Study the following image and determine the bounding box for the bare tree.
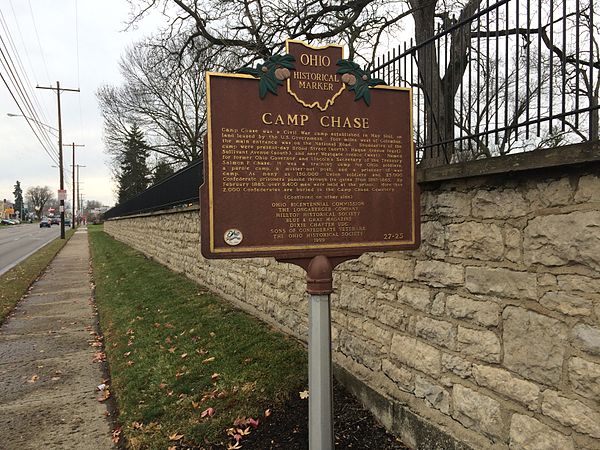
[25,186,53,219]
[97,36,226,168]
[126,0,407,66]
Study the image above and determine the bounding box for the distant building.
[2,199,14,219]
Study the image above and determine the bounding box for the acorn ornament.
[341,73,357,86]
[275,67,291,80]
[336,58,387,105]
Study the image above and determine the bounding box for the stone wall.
[105,154,600,450]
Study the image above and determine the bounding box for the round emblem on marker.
[224,229,243,246]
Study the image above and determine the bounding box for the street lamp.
[6,113,59,134]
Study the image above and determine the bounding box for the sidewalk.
[0,227,113,450]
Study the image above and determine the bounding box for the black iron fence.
[104,160,203,219]
[372,0,599,166]
[107,0,597,217]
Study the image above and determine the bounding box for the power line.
[2,5,53,126]
[26,0,51,83]
[0,39,59,161]
[0,8,60,163]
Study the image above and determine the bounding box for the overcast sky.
[0,0,162,208]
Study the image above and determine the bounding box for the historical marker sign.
[201,40,420,260]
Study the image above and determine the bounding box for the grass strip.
[88,225,308,449]
[0,227,75,324]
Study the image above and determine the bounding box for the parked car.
[1,219,16,225]
[50,217,60,225]
[39,218,51,228]
[64,218,72,226]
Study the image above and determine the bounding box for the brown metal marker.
[200,40,420,450]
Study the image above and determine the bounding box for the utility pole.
[74,165,86,224]
[65,143,85,228]
[37,81,80,239]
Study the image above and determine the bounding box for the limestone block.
[537,273,557,288]
[541,390,600,438]
[574,175,600,203]
[376,303,411,331]
[442,354,472,378]
[340,333,382,371]
[420,221,445,259]
[571,324,600,356]
[429,191,472,217]
[509,414,574,450]
[539,292,592,316]
[472,189,528,219]
[445,294,501,327]
[537,178,573,207]
[397,285,432,312]
[557,274,600,294]
[457,327,501,363]
[338,282,374,315]
[372,256,415,282]
[524,211,600,271]
[465,266,537,299]
[415,317,456,349]
[503,307,567,386]
[431,292,446,316]
[472,364,540,410]
[414,375,450,414]
[453,384,507,439]
[362,320,393,347]
[381,358,414,393]
[447,221,504,261]
[390,334,441,377]
[505,226,522,263]
[415,260,464,288]
[568,357,600,402]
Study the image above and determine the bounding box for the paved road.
[0,223,62,275]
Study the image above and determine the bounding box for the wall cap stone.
[417,141,600,184]
[106,204,200,221]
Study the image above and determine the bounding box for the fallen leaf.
[168,347,176,354]
[180,353,188,359]
[227,442,242,450]
[51,376,61,381]
[202,357,215,363]
[239,426,252,435]
[27,374,39,383]
[124,351,131,357]
[126,360,134,366]
[98,389,111,402]
[168,447,177,450]
[112,427,121,444]
[131,421,144,430]
[248,418,259,428]
[299,390,309,399]
[191,400,201,409]
[168,433,184,441]
[201,407,215,418]
[264,409,272,417]
[159,383,167,389]
[209,332,216,337]
[211,373,220,382]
